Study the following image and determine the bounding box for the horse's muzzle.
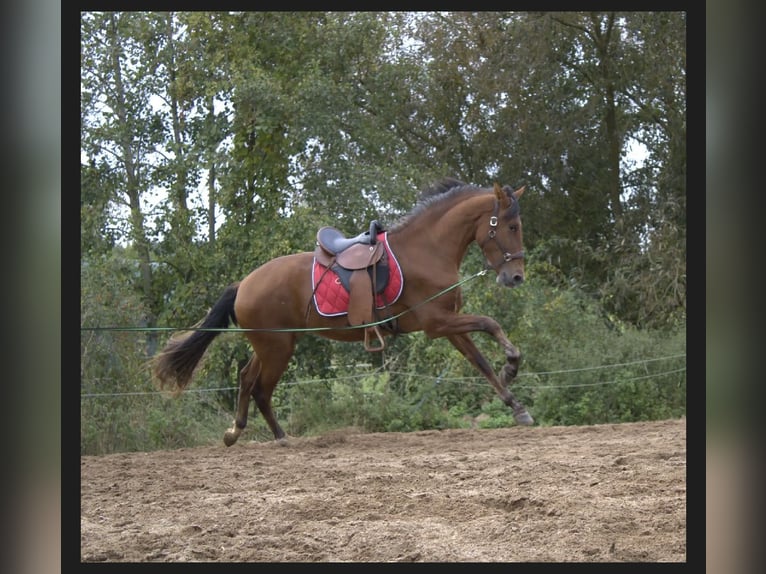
[496,270,524,288]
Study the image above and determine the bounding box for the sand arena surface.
[80,418,686,562]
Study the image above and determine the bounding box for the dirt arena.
[80,418,686,562]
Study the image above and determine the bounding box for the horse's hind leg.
[222,336,295,446]
[223,354,261,447]
[249,338,295,442]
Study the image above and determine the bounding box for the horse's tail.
[151,282,240,394]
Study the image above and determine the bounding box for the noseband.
[481,198,525,269]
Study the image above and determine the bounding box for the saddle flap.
[336,242,384,270]
[347,270,373,326]
[314,244,334,268]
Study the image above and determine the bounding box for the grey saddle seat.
[317,220,384,255]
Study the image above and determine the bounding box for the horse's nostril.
[498,272,524,287]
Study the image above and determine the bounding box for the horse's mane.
[418,177,470,200]
[388,177,480,231]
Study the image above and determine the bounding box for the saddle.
[314,220,390,351]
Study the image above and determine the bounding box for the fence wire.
[81,353,686,398]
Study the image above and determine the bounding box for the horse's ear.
[494,182,511,208]
[512,186,525,200]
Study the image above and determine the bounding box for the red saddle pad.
[312,232,403,316]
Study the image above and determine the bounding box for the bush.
[81,254,685,453]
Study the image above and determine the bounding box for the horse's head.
[479,183,526,288]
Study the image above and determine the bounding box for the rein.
[85,269,489,334]
[86,193,524,336]
[479,199,524,270]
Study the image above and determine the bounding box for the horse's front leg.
[446,333,533,425]
[424,313,533,425]
[427,313,521,376]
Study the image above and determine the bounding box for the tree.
[81,12,166,353]
[81,11,686,423]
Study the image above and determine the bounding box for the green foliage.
[502,268,687,426]
[476,399,518,429]
[283,370,466,435]
[81,394,229,455]
[81,252,685,453]
[80,251,236,454]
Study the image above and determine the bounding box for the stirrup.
[364,325,386,352]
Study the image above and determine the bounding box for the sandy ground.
[80,418,686,563]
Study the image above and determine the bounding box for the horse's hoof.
[223,430,239,447]
[513,409,534,426]
[275,436,289,447]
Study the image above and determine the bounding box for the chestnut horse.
[152,177,533,446]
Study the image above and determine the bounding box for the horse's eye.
[509,224,518,232]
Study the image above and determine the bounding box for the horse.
[151,177,534,446]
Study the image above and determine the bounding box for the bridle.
[479,198,525,270]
